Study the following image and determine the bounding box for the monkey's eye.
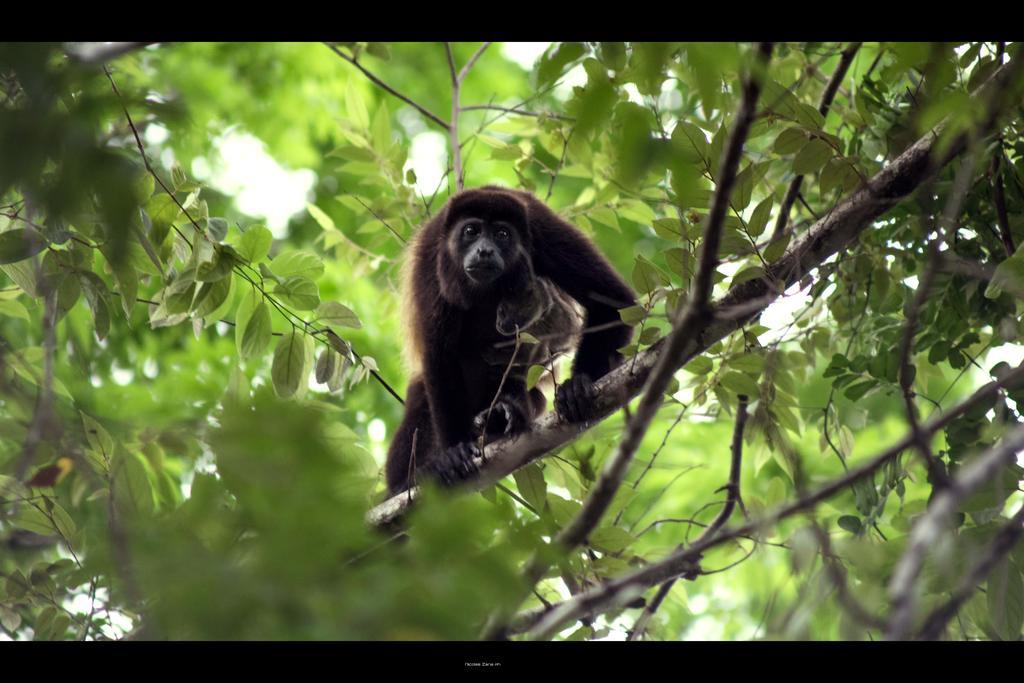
[496,228,510,241]
[463,223,481,238]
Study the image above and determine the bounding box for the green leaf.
[345,79,370,130]
[988,559,1024,640]
[207,217,229,241]
[837,515,863,534]
[241,301,272,359]
[113,450,156,515]
[773,127,807,155]
[0,299,30,321]
[631,255,664,295]
[513,464,547,511]
[589,526,635,553]
[683,355,713,374]
[372,101,392,151]
[272,331,309,398]
[731,165,755,211]
[316,301,362,329]
[315,348,338,384]
[792,139,833,175]
[747,197,773,237]
[537,42,587,90]
[0,228,47,264]
[194,274,234,320]
[764,233,791,263]
[238,225,273,263]
[526,364,546,390]
[665,248,692,279]
[844,380,877,402]
[10,505,56,536]
[274,276,320,310]
[234,287,259,356]
[78,272,111,341]
[306,203,336,232]
[671,121,709,163]
[986,249,1024,300]
[719,371,759,397]
[365,42,391,60]
[619,305,646,326]
[271,250,324,280]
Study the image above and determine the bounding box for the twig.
[462,104,574,121]
[324,43,448,131]
[772,42,861,241]
[627,394,750,640]
[992,150,1015,256]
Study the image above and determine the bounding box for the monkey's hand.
[555,373,596,423]
[472,399,530,437]
[420,442,483,487]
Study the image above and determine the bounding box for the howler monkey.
[385,186,636,495]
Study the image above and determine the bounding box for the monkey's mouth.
[465,262,502,283]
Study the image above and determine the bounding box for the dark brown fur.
[385,186,636,495]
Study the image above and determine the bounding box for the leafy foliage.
[1,41,1023,642]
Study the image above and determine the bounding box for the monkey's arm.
[532,212,636,380]
[420,305,473,447]
[526,199,636,422]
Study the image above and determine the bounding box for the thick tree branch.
[771,42,861,241]
[64,42,156,65]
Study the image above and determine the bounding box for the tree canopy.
[1,41,1024,642]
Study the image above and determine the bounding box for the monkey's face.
[452,216,522,286]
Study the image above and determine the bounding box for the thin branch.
[627,394,750,640]
[992,150,1015,256]
[324,43,449,130]
[462,104,574,121]
[897,153,982,490]
[457,42,492,83]
[772,42,862,241]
